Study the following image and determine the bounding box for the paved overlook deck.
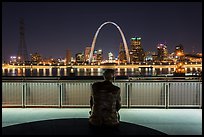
[2,108,202,135]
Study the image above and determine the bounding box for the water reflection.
[2,67,202,77]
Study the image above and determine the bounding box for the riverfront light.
[10,56,16,59]
[177,52,181,56]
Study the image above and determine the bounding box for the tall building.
[130,37,145,63]
[96,49,103,63]
[84,46,91,62]
[31,52,42,64]
[91,49,103,63]
[145,51,156,62]
[175,44,184,55]
[92,50,98,63]
[75,53,84,63]
[174,44,184,61]
[9,56,17,64]
[157,43,168,61]
[66,49,72,64]
[108,52,114,62]
[118,43,126,63]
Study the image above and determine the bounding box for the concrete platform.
[2,108,202,135]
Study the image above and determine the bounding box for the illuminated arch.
[88,21,130,64]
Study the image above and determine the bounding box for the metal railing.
[2,78,202,108]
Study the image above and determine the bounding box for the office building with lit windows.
[174,44,184,61]
[118,43,126,63]
[130,37,145,63]
[84,46,91,62]
[31,52,42,64]
[108,52,114,63]
[66,49,72,64]
[175,44,184,56]
[157,43,168,61]
[96,49,103,63]
[75,53,84,63]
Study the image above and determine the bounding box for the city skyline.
[2,2,202,62]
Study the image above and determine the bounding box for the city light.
[1,19,202,78]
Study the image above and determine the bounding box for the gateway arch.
[88,21,130,64]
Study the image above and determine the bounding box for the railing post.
[22,83,24,108]
[22,81,26,108]
[200,82,202,108]
[59,83,63,108]
[126,82,130,108]
[165,82,170,109]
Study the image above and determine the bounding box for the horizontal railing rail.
[2,78,202,108]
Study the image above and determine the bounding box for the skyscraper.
[90,49,103,63]
[145,51,156,62]
[75,52,84,63]
[157,43,168,61]
[31,52,42,64]
[130,37,145,63]
[118,43,126,63]
[84,46,91,62]
[66,49,71,64]
[108,52,114,62]
[174,44,184,61]
[175,44,184,55]
[96,49,103,63]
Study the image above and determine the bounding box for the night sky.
[2,2,202,62]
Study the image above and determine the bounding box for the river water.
[2,67,200,77]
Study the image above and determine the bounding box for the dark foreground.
[2,118,167,135]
